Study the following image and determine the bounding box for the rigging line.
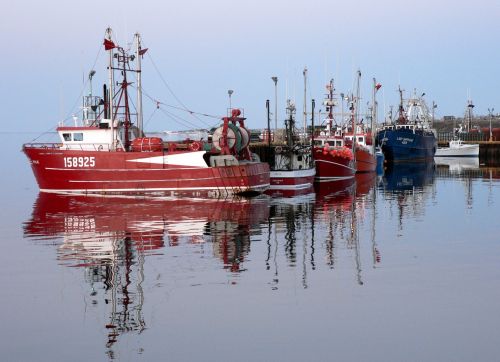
[161,107,208,131]
[62,44,103,123]
[30,126,58,143]
[143,107,158,129]
[143,49,206,124]
[138,87,218,129]
[157,100,221,120]
[156,102,203,130]
[157,106,206,130]
[150,94,205,129]
[136,84,220,121]
[128,94,173,132]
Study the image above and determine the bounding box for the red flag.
[103,38,116,50]
[139,48,148,56]
[375,83,382,91]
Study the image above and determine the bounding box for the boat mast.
[371,78,377,155]
[285,99,295,149]
[120,48,132,150]
[266,99,271,148]
[135,33,144,137]
[106,28,115,151]
[397,86,407,124]
[303,66,307,138]
[465,99,475,132]
[352,70,361,156]
[311,99,315,167]
[325,79,334,135]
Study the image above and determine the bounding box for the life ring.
[275,146,282,154]
[189,141,201,152]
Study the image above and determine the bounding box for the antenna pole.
[135,33,144,137]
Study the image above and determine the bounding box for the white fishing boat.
[435,139,479,157]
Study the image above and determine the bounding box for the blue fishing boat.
[376,89,437,163]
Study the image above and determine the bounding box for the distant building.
[443,116,456,121]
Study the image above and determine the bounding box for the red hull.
[23,146,270,196]
[355,147,377,172]
[267,167,315,197]
[355,172,377,196]
[269,168,315,189]
[313,147,355,182]
[266,186,315,198]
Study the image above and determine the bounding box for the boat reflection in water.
[380,162,435,232]
[23,175,384,354]
[23,193,269,357]
[265,173,379,289]
[382,162,435,192]
[316,173,379,285]
[435,156,479,175]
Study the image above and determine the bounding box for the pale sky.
[2,0,500,132]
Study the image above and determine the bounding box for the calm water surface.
[2,134,500,361]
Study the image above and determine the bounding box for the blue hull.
[377,128,437,163]
[383,162,435,191]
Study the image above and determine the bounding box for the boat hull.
[269,167,315,190]
[267,167,315,197]
[313,147,356,182]
[377,129,437,163]
[355,147,377,172]
[23,146,270,197]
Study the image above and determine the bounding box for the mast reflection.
[23,193,269,357]
[266,173,379,289]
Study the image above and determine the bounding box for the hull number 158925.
[63,156,96,168]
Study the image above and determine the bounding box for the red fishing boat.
[343,125,376,172]
[23,29,269,197]
[342,71,377,173]
[313,79,355,182]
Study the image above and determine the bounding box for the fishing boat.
[344,124,376,172]
[376,88,437,163]
[22,29,269,197]
[435,139,479,157]
[263,100,315,197]
[343,72,377,173]
[313,79,355,182]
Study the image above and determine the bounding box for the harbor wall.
[480,142,500,166]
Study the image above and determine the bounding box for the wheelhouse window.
[62,133,71,141]
[73,133,84,141]
[358,137,364,143]
[336,140,343,147]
